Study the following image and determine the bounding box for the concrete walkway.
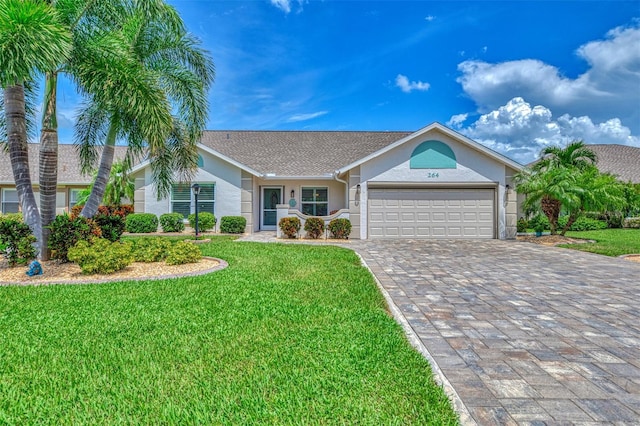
[238,234,640,424]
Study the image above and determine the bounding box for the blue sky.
[52,1,639,163]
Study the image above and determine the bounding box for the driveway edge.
[353,251,475,425]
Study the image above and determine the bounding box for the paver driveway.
[350,239,640,425]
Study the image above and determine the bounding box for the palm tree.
[0,0,72,256]
[76,2,214,218]
[533,140,597,173]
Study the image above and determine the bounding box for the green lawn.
[0,238,458,424]
[559,228,640,257]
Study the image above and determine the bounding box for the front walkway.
[350,239,640,425]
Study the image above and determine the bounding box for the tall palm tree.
[76,1,214,218]
[0,0,72,255]
[533,140,597,173]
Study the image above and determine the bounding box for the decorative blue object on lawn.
[26,260,43,276]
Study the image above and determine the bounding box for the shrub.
[279,217,301,239]
[220,216,246,234]
[68,239,134,275]
[0,219,37,267]
[131,237,173,262]
[517,217,528,233]
[126,213,158,233]
[0,212,23,222]
[94,212,126,242]
[304,217,325,239]
[623,217,640,229]
[188,212,216,232]
[558,216,607,232]
[327,218,352,239]
[48,214,101,262]
[165,241,202,265]
[529,214,549,231]
[159,213,186,233]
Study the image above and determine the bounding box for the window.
[301,187,328,216]
[171,183,215,218]
[69,188,83,208]
[1,189,19,214]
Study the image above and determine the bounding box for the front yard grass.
[560,228,640,257]
[0,238,458,424]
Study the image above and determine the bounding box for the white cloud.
[425,15,435,22]
[269,0,305,14]
[456,22,640,133]
[446,113,468,128]
[287,111,328,122]
[395,74,430,93]
[458,97,639,163]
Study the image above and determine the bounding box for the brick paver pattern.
[349,239,640,425]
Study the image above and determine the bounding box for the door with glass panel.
[261,187,282,230]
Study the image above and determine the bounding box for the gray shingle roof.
[199,130,412,176]
[0,144,128,185]
[587,144,640,183]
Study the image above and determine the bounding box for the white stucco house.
[131,122,522,239]
[1,122,523,239]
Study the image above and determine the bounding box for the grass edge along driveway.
[0,238,458,425]
[562,228,640,257]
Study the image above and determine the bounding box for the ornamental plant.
[68,239,134,275]
[220,216,246,234]
[131,237,173,262]
[327,218,352,239]
[279,217,300,238]
[166,241,202,265]
[188,212,216,232]
[0,218,37,267]
[517,217,528,233]
[304,217,325,239]
[48,214,102,262]
[125,213,158,233]
[160,213,186,232]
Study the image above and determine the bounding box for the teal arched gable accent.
[410,140,457,169]
[197,154,204,168]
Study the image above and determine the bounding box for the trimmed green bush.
[279,217,301,239]
[327,218,352,239]
[131,237,173,262]
[68,239,134,275]
[517,217,528,233]
[159,213,186,233]
[529,214,549,231]
[304,217,325,239]
[94,212,126,242]
[220,216,246,234]
[48,214,102,262]
[166,241,202,265]
[126,213,158,233]
[0,219,37,267]
[558,216,607,232]
[0,212,23,222]
[188,212,216,232]
[623,217,640,229]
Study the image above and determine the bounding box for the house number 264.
[427,172,439,178]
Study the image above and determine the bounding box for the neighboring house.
[2,122,523,239]
[585,144,640,184]
[0,144,127,215]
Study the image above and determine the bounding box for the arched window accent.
[410,140,457,169]
[197,154,204,167]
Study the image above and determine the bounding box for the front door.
[261,187,282,230]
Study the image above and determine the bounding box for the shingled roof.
[588,144,640,184]
[0,144,128,185]
[199,130,412,176]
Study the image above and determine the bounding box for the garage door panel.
[368,188,495,239]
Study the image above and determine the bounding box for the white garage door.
[368,188,495,239]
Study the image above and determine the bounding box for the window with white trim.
[69,188,83,208]
[301,187,328,216]
[1,189,19,214]
[171,183,215,218]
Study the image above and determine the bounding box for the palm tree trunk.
[80,120,117,218]
[541,195,561,235]
[5,84,42,254]
[38,72,59,261]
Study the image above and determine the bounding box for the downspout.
[333,171,349,208]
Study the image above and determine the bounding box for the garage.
[367,187,495,239]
